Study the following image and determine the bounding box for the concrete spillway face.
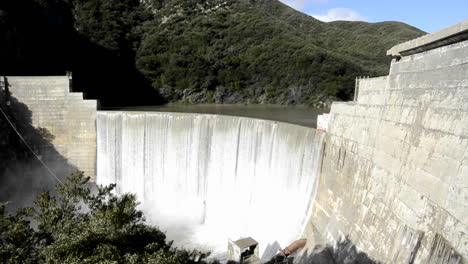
[96,111,325,260]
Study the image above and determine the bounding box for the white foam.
[96,112,324,260]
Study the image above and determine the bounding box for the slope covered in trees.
[0,0,424,106]
[0,173,215,264]
[136,0,424,105]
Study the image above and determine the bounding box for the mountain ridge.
[134,0,425,105]
[0,0,426,106]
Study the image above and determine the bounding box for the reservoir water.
[119,104,326,128]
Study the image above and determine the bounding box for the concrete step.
[388,63,468,90]
[6,76,70,99]
[357,84,468,111]
[6,76,69,83]
[357,76,388,93]
[9,83,68,91]
[390,40,468,74]
[421,106,468,137]
[68,93,84,100]
[384,86,468,111]
[6,77,69,90]
[8,87,69,100]
[357,76,389,104]
[67,97,97,107]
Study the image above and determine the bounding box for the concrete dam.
[2,21,467,263]
[96,112,324,258]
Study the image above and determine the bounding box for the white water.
[97,111,324,260]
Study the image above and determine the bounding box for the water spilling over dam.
[96,111,325,259]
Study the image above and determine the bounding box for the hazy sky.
[279,0,467,33]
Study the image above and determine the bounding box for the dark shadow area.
[293,237,380,264]
[70,37,165,107]
[428,234,465,264]
[0,80,78,211]
[224,238,378,264]
[0,0,163,107]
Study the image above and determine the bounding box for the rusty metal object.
[281,239,307,256]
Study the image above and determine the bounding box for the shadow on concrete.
[224,237,379,264]
[0,85,79,211]
[294,237,380,264]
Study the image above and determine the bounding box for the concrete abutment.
[2,76,97,180]
[303,20,468,264]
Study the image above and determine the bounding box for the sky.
[279,0,467,33]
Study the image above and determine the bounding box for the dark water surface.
[118,104,328,128]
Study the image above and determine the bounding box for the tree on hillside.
[0,172,215,264]
[72,0,151,55]
[0,0,424,106]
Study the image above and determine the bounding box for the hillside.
[0,0,425,106]
[136,0,425,105]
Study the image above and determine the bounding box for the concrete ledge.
[387,19,468,57]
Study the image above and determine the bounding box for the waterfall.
[96,111,324,259]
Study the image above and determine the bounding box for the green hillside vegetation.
[0,173,215,264]
[0,0,425,107]
[134,0,425,105]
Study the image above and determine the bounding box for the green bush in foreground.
[0,172,214,264]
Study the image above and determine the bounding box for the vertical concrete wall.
[303,28,467,263]
[6,76,97,180]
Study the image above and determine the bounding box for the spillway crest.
[96,111,324,259]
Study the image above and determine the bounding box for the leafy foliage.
[135,0,425,105]
[0,172,214,264]
[0,0,425,106]
[73,0,150,55]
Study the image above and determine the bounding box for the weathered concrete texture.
[304,33,468,263]
[6,76,97,180]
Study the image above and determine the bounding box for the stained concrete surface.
[304,22,468,264]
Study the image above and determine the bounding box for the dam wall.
[303,21,468,263]
[96,111,325,259]
[3,76,97,179]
